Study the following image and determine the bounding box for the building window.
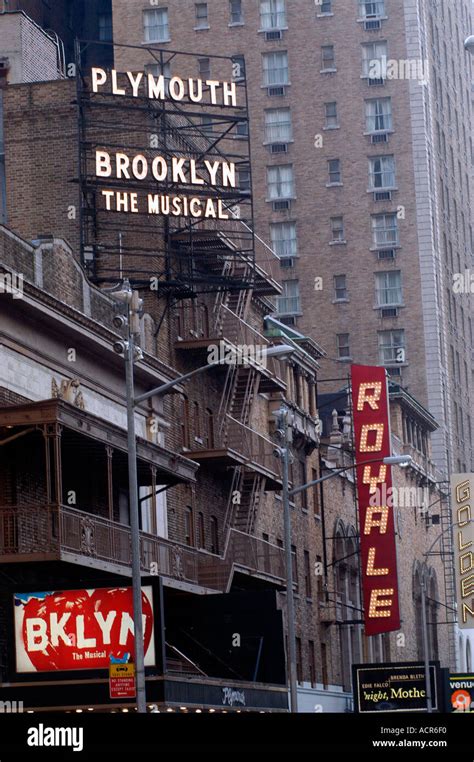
[334,274,348,300]
[375,270,402,306]
[316,554,324,601]
[270,221,297,258]
[236,120,249,138]
[201,115,213,133]
[296,637,302,683]
[179,395,189,448]
[262,51,289,86]
[210,515,219,554]
[145,61,171,94]
[359,0,385,19]
[321,642,329,687]
[337,333,350,359]
[143,8,170,43]
[321,45,336,71]
[238,167,251,192]
[312,468,320,517]
[232,54,246,81]
[185,506,194,546]
[308,641,316,686]
[195,3,209,29]
[327,158,341,184]
[330,216,345,242]
[369,155,395,189]
[146,61,171,78]
[299,460,307,509]
[229,0,243,24]
[371,213,398,246]
[197,511,205,549]
[362,41,388,78]
[365,97,392,132]
[264,107,292,143]
[267,164,294,199]
[198,57,210,78]
[291,545,298,586]
[277,280,301,315]
[205,408,214,448]
[324,101,338,128]
[260,0,286,30]
[193,401,201,440]
[320,0,332,13]
[304,550,312,598]
[378,329,405,364]
[98,13,113,42]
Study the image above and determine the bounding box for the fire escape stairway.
[439,491,457,666]
[232,473,264,535]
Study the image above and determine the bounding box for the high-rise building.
[110,0,474,479]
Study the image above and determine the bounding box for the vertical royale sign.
[450,474,474,628]
[351,365,400,635]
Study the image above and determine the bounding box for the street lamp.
[273,401,412,713]
[464,35,474,53]
[113,295,294,714]
[419,517,474,713]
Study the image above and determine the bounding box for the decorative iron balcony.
[0,504,286,591]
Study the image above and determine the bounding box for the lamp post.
[273,400,412,714]
[113,300,294,714]
[419,517,474,713]
[464,35,474,53]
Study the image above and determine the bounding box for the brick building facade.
[110,0,474,482]
[0,9,461,712]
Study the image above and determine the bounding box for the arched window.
[179,395,189,448]
[210,515,219,554]
[193,401,201,440]
[184,505,194,547]
[205,408,214,449]
[197,511,205,549]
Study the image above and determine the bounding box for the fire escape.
[174,248,285,541]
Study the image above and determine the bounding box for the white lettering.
[91,68,106,93]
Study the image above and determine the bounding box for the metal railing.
[225,414,282,482]
[0,504,285,591]
[174,302,285,386]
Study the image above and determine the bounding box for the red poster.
[351,365,400,636]
[14,586,155,672]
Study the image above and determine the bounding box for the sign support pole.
[420,570,433,713]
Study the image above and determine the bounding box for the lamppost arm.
[288,455,411,497]
[134,362,219,405]
[134,345,295,405]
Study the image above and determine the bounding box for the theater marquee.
[14,587,155,672]
[351,365,400,636]
[450,473,474,628]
